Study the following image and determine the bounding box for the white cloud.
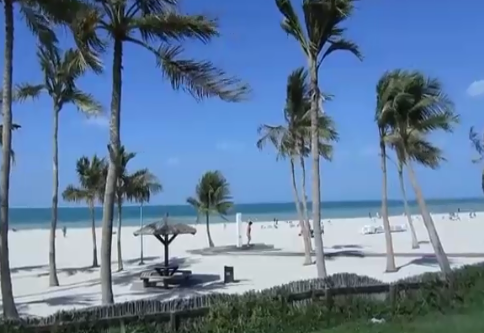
[166,157,179,166]
[467,80,484,97]
[215,141,245,151]
[85,116,109,128]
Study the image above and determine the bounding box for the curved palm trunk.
[379,140,397,272]
[89,200,98,267]
[299,156,312,251]
[290,158,312,265]
[100,38,123,304]
[405,158,451,275]
[397,161,419,249]
[0,0,18,318]
[309,61,326,277]
[206,212,214,247]
[49,106,60,286]
[116,197,123,271]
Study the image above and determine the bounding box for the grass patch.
[317,306,484,333]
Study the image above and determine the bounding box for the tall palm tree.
[275,0,362,277]
[62,155,107,268]
[70,0,250,304]
[0,124,20,163]
[0,0,86,317]
[375,73,399,272]
[15,44,102,287]
[111,146,136,272]
[380,69,459,275]
[257,67,338,265]
[129,169,162,264]
[187,171,233,248]
[469,127,484,194]
[386,132,445,249]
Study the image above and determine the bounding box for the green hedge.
[4,263,484,333]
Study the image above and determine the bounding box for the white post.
[236,213,242,248]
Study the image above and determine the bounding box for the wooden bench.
[140,270,192,288]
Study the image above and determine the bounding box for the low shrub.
[4,263,484,333]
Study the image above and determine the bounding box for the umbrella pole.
[139,203,144,265]
[164,235,169,267]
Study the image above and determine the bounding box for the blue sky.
[1,0,484,207]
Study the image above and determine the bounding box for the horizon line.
[10,196,482,209]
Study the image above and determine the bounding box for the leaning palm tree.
[70,0,250,304]
[187,171,233,248]
[16,44,102,287]
[257,67,338,265]
[275,0,362,277]
[128,169,162,264]
[375,73,399,272]
[386,132,445,249]
[1,0,88,317]
[380,70,458,275]
[62,155,107,268]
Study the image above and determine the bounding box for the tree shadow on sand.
[188,243,280,256]
[397,255,454,271]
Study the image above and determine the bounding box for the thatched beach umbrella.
[133,218,196,267]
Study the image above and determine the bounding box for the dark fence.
[13,280,425,333]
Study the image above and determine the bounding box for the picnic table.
[140,265,192,288]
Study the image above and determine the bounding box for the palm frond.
[62,185,88,202]
[276,0,309,55]
[189,171,233,216]
[15,83,45,102]
[470,126,484,164]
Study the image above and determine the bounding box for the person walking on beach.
[247,221,253,246]
[62,226,67,238]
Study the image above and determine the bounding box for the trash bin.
[224,266,234,283]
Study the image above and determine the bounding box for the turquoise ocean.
[9,198,484,230]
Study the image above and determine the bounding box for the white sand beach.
[4,213,484,317]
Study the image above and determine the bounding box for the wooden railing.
[7,281,425,333]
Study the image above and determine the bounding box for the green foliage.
[6,263,484,333]
[186,171,233,219]
[62,155,107,205]
[69,0,249,102]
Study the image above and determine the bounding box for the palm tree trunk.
[0,0,18,318]
[299,156,313,251]
[290,158,312,265]
[397,162,419,249]
[100,37,123,304]
[49,106,60,287]
[89,200,98,267]
[309,60,326,278]
[139,203,144,264]
[406,158,451,275]
[116,197,123,271]
[379,139,397,272]
[206,212,214,247]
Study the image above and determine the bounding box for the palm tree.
[0,0,87,317]
[375,73,399,272]
[469,127,484,194]
[187,171,233,248]
[379,69,459,275]
[62,155,107,268]
[386,132,445,249]
[111,146,137,272]
[129,169,162,264]
[257,68,338,265]
[15,44,102,287]
[70,0,250,304]
[0,124,20,163]
[275,0,362,277]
